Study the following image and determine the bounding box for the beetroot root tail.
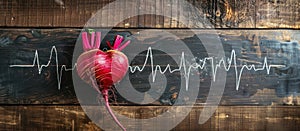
[102,90,126,131]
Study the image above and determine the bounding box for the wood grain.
[0,28,299,105]
[1,1,299,130]
[1,0,299,28]
[0,105,299,130]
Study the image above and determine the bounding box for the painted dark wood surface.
[0,0,299,28]
[0,28,299,105]
[0,105,299,131]
[0,1,299,130]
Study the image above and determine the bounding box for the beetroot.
[77,32,130,131]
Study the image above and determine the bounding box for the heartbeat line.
[129,47,283,90]
[9,46,77,90]
[9,46,284,90]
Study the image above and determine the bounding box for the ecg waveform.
[9,46,283,90]
[129,47,283,90]
[9,46,77,90]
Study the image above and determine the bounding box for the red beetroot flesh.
[77,49,128,90]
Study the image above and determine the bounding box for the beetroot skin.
[77,32,130,131]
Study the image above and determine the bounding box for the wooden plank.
[149,0,157,28]
[170,0,178,28]
[117,0,125,28]
[63,0,72,27]
[1,0,300,28]
[0,105,102,130]
[173,0,204,28]
[186,0,197,28]
[100,0,109,27]
[52,0,65,27]
[0,29,80,104]
[0,106,300,130]
[138,0,145,27]
[155,0,164,28]
[124,0,138,28]
[90,0,100,24]
[177,0,186,28]
[107,0,115,27]
[163,0,172,28]
[143,0,152,28]
[4,0,13,26]
[10,0,24,26]
[77,0,87,27]
[0,0,7,26]
[0,28,300,105]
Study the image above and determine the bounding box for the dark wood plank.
[170,0,179,28]
[117,0,125,28]
[4,0,13,26]
[138,0,145,27]
[144,0,152,28]
[155,0,164,28]
[186,0,194,28]
[0,105,102,130]
[0,106,300,130]
[0,0,7,26]
[100,0,109,27]
[52,0,64,27]
[150,1,157,28]
[1,0,300,28]
[163,0,172,28]
[177,0,186,28]
[0,29,80,104]
[121,0,138,28]
[0,28,299,105]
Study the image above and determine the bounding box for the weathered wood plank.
[0,106,299,130]
[1,0,299,28]
[138,0,146,27]
[123,0,138,28]
[0,28,299,105]
[0,105,101,130]
[163,0,172,28]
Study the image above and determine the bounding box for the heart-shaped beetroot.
[77,32,129,131]
[77,49,128,90]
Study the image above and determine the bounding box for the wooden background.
[0,0,300,130]
[1,0,299,28]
